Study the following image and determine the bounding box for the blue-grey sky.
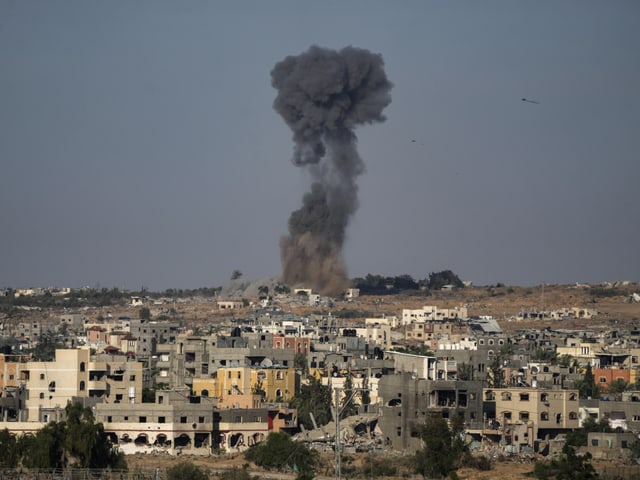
[1,1,639,291]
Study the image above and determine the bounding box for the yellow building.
[192,365,296,402]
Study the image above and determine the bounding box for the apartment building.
[484,387,580,449]
[191,364,296,402]
[21,349,143,421]
[377,372,484,450]
[401,306,468,325]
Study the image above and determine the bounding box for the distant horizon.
[4,274,637,293]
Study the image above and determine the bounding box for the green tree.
[289,376,332,429]
[30,332,66,361]
[20,421,66,469]
[415,416,455,479]
[64,402,125,469]
[167,460,208,480]
[294,352,308,374]
[426,270,464,290]
[533,444,598,480]
[0,428,18,467]
[231,270,243,280]
[575,364,600,399]
[245,431,318,479]
[139,307,151,320]
[487,354,506,388]
[608,378,628,400]
[566,416,613,448]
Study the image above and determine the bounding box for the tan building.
[22,349,143,421]
[484,387,580,449]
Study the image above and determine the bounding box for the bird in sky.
[521,98,540,104]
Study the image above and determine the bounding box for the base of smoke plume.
[280,232,349,297]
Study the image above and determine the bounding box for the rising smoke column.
[271,45,392,295]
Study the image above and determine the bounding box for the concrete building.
[377,372,484,450]
[129,318,179,359]
[483,387,580,450]
[191,364,296,402]
[401,306,468,325]
[22,349,143,421]
[95,390,297,455]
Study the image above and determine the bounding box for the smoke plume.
[271,45,392,295]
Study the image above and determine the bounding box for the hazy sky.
[1,1,639,291]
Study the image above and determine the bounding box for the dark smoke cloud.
[271,45,392,295]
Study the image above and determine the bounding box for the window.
[48,381,56,392]
[599,377,607,383]
[622,440,628,448]
[591,439,599,446]
[107,416,112,423]
[180,416,187,424]
[501,392,512,401]
[519,411,529,421]
[40,374,45,380]
[569,393,577,401]
[39,393,44,399]
[503,412,512,420]
[541,393,549,402]
[129,375,136,381]
[569,412,578,420]
[80,362,86,372]
[541,412,549,421]
[79,381,85,391]
[139,416,146,422]
[198,416,205,423]
[519,393,529,401]
[158,416,165,423]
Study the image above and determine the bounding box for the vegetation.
[167,460,208,480]
[486,353,506,388]
[245,431,318,479]
[575,364,600,399]
[0,402,125,469]
[289,376,333,429]
[351,270,464,295]
[566,416,613,448]
[415,414,475,479]
[533,444,598,479]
